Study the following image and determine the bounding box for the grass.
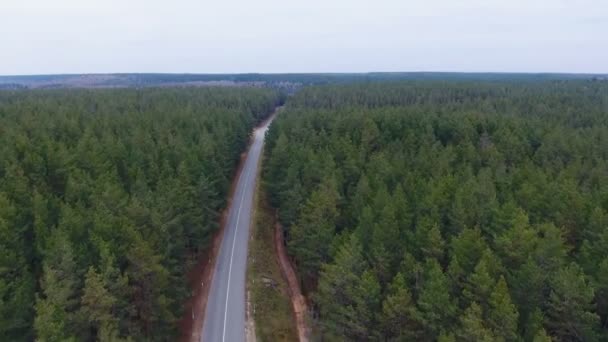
[247,178,298,342]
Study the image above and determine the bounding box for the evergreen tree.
[511,258,547,326]
[125,236,172,339]
[34,231,80,341]
[532,329,552,342]
[457,302,495,342]
[316,236,368,340]
[595,258,608,330]
[450,228,488,275]
[462,256,495,310]
[523,308,546,342]
[487,276,519,341]
[289,177,339,281]
[370,199,401,283]
[417,259,457,339]
[353,270,382,340]
[80,267,119,340]
[546,263,599,341]
[0,195,35,341]
[381,273,420,340]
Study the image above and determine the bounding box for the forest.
[2,72,598,91]
[0,87,281,341]
[264,81,608,341]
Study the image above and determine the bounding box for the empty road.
[202,109,278,342]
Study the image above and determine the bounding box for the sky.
[1,0,607,75]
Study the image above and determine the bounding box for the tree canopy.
[0,87,280,341]
[264,81,608,341]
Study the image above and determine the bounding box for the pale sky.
[1,0,607,75]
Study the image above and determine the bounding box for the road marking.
[221,143,255,342]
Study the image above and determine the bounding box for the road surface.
[202,110,278,342]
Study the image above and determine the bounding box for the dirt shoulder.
[246,177,299,341]
[274,220,310,342]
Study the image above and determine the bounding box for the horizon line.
[1,70,607,78]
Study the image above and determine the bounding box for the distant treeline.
[95,72,607,85]
[264,81,608,341]
[0,87,281,341]
[1,72,605,89]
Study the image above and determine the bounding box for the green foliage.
[546,263,599,341]
[0,193,36,341]
[264,81,608,340]
[315,235,372,340]
[288,177,340,281]
[462,255,495,310]
[34,231,79,341]
[457,302,494,342]
[487,276,519,341]
[381,273,420,340]
[417,259,457,339]
[0,87,280,340]
[80,267,119,341]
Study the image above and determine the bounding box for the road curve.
[202,108,279,342]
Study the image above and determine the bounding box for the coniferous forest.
[2,80,608,342]
[0,87,280,341]
[264,81,608,341]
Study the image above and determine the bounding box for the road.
[202,109,278,342]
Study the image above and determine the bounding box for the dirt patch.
[246,290,257,342]
[274,220,310,342]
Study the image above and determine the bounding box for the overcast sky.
[1,0,607,75]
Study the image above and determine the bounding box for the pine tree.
[350,175,373,225]
[97,246,130,339]
[34,231,80,341]
[595,258,608,331]
[316,235,367,340]
[494,209,535,269]
[125,236,173,339]
[462,256,495,310]
[266,133,290,208]
[447,255,466,295]
[81,267,118,340]
[370,200,401,283]
[32,190,50,257]
[414,218,445,262]
[546,263,599,341]
[355,205,374,253]
[417,259,457,339]
[289,176,339,280]
[400,252,423,294]
[457,302,495,342]
[278,164,305,226]
[532,223,568,276]
[392,183,413,232]
[487,276,519,341]
[532,329,552,342]
[450,228,488,275]
[511,258,547,326]
[353,270,382,340]
[523,308,546,342]
[381,273,420,340]
[0,195,35,341]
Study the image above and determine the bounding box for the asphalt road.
[202,111,278,342]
